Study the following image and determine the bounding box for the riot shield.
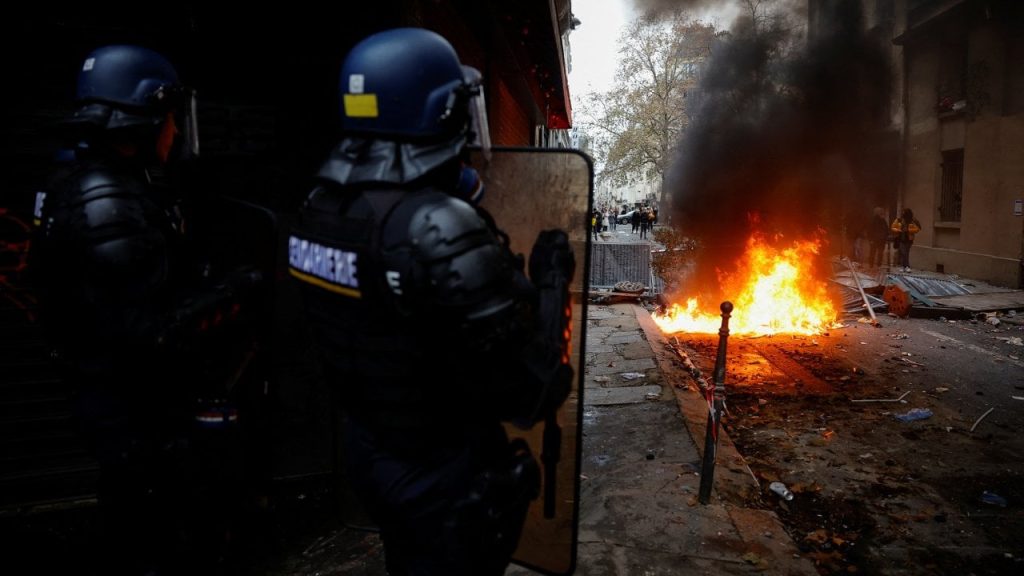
[470,147,592,576]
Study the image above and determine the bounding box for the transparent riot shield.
[470,147,593,576]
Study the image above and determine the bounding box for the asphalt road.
[673,307,1024,575]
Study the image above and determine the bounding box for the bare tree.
[579,11,717,213]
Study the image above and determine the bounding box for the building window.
[937,36,967,115]
[939,148,963,222]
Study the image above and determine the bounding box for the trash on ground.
[741,552,765,566]
[894,407,933,422]
[852,391,911,403]
[970,407,995,432]
[769,481,794,501]
[621,372,645,380]
[980,491,1008,507]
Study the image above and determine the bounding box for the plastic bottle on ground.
[769,481,794,501]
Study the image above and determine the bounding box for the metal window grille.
[939,149,963,222]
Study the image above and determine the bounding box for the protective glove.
[529,229,574,288]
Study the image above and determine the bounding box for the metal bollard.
[698,301,733,504]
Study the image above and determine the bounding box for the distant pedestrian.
[631,209,641,234]
[867,206,889,268]
[891,208,921,272]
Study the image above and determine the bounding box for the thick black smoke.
[633,0,727,15]
[664,0,894,298]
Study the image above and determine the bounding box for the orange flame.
[653,233,838,336]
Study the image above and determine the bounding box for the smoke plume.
[662,0,895,300]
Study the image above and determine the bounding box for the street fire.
[653,233,838,336]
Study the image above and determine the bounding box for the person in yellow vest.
[891,207,921,272]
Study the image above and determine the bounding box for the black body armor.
[290,178,560,444]
[32,157,186,380]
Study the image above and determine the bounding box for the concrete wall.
[901,6,1024,288]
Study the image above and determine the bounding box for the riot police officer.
[30,45,260,575]
[288,28,575,576]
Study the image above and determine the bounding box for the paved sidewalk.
[554,302,819,575]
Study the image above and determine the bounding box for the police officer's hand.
[529,229,574,287]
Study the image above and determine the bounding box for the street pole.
[698,301,733,505]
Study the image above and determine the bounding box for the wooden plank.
[929,291,1024,312]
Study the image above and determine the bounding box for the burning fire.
[653,233,838,336]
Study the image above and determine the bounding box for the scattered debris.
[883,284,913,318]
[621,372,645,380]
[613,280,647,294]
[980,491,1008,508]
[844,257,880,326]
[769,481,794,501]
[933,387,949,393]
[970,407,995,432]
[852,391,911,403]
[741,551,767,567]
[668,336,711,391]
[803,528,829,545]
[894,407,933,422]
[978,311,1003,325]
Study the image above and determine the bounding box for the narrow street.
[674,303,1024,575]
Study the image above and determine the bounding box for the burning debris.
[649,0,893,331]
[653,230,839,336]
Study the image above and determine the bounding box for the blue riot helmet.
[323,28,490,187]
[67,45,199,158]
[340,28,482,142]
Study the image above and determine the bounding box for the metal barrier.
[589,242,663,293]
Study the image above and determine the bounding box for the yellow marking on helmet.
[344,94,379,118]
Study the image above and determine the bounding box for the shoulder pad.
[77,167,127,195]
[46,163,146,212]
[387,191,492,261]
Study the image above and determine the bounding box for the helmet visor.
[462,66,491,163]
[150,84,199,159]
[180,88,200,158]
